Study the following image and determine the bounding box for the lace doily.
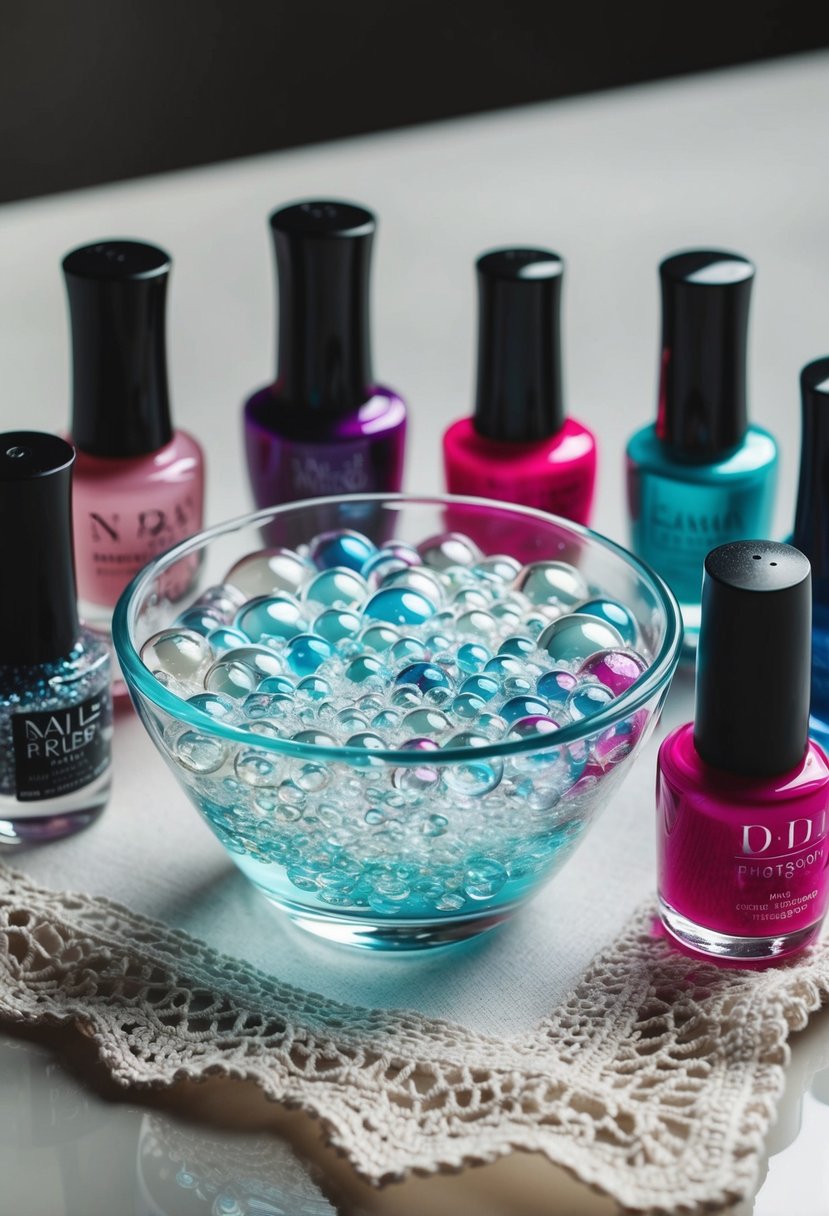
[0,864,827,1214]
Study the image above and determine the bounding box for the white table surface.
[2,47,829,1213]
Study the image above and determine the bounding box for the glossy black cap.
[694,541,811,776]
[63,239,173,458]
[793,357,829,602]
[0,433,79,665]
[270,200,374,413]
[657,250,754,460]
[473,248,565,442]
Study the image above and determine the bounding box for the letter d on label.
[788,818,813,849]
[742,824,773,854]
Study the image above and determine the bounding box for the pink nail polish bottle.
[657,540,829,963]
[443,249,597,524]
[63,241,205,688]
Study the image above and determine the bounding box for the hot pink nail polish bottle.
[63,241,205,687]
[657,540,829,963]
[443,249,597,524]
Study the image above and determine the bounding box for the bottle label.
[11,693,112,802]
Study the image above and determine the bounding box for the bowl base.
[263,893,520,950]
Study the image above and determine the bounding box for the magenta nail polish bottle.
[657,540,829,963]
[443,248,597,525]
[243,201,407,513]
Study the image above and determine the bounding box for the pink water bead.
[578,648,647,695]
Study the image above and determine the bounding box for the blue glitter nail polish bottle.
[0,434,113,843]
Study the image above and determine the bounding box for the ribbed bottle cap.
[694,540,811,776]
[63,239,173,458]
[793,357,829,598]
[473,248,564,442]
[269,200,375,413]
[657,250,753,460]
[0,433,79,665]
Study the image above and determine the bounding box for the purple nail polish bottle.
[243,200,407,514]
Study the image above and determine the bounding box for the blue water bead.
[484,654,526,681]
[257,674,295,695]
[371,708,402,732]
[302,567,369,609]
[309,529,376,571]
[459,673,500,702]
[566,682,615,721]
[537,668,578,704]
[537,614,624,664]
[235,594,305,642]
[206,626,250,652]
[345,731,387,765]
[456,642,492,673]
[225,547,312,598]
[283,633,334,676]
[575,598,639,648]
[473,554,522,585]
[175,607,223,636]
[395,662,452,694]
[313,607,362,644]
[498,635,535,659]
[500,695,550,724]
[360,623,400,653]
[222,645,284,682]
[425,631,452,654]
[381,566,446,604]
[187,691,237,721]
[345,653,386,684]
[451,691,486,721]
[513,561,589,608]
[364,587,437,627]
[296,674,332,701]
[417,532,481,570]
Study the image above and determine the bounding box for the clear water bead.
[514,561,589,608]
[302,567,369,609]
[567,683,615,720]
[537,614,624,664]
[204,658,259,700]
[224,548,312,597]
[417,532,481,569]
[235,594,305,642]
[141,628,213,682]
[222,646,284,682]
[576,597,639,647]
[173,730,228,774]
[187,691,237,722]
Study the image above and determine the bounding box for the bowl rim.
[113,492,683,765]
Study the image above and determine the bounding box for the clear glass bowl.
[114,494,682,951]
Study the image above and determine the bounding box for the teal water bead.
[257,674,295,695]
[309,529,376,571]
[477,710,508,736]
[463,856,508,899]
[381,566,446,603]
[225,547,312,598]
[514,560,589,608]
[575,597,639,647]
[175,606,223,636]
[362,543,421,584]
[566,682,615,720]
[500,695,550,723]
[302,566,369,609]
[450,692,485,721]
[390,636,428,664]
[443,731,502,796]
[484,654,526,681]
[455,609,497,636]
[498,634,535,659]
[425,630,452,653]
[141,627,213,682]
[395,662,452,694]
[222,645,284,682]
[363,587,437,627]
[313,607,362,644]
[538,614,624,664]
[346,730,386,754]
[452,586,490,611]
[344,653,385,684]
[173,730,229,775]
[296,675,332,700]
[243,691,294,719]
[207,626,250,652]
[371,708,402,732]
[537,668,578,704]
[502,674,534,697]
[187,691,237,722]
[459,673,500,702]
[291,729,338,748]
[360,623,399,652]
[417,531,481,569]
[474,554,522,583]
[235,594,305,642]
[336,707,369,733]
[283,633,334,675]
[456,642,491,672]
[204,658,259,700]
[401,707,453,737]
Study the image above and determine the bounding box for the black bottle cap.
[657,249,754,461]
[473,248,565,442]
[793,357,829,599]
[63,239,173,458]
[270,200,375,413]
[0,433,79,666]
[694,540,811,777]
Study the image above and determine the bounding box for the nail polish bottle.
[792,357,829,739]
[64,240,205,658]
[0,433,113,844]
[657,540,829,963]
[243,201,407,513]
[443,248,597,525]
[626,251,777,649]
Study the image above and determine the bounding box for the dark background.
[2,0,829,204]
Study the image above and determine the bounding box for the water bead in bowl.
[313,608,362,644]
[243,691,295,720]
[417,532,481,569]
[175,606,225,637]
[473,554,522,584]
[401,707,454,737]
[567,682,615,721]
[283,633,334,676]
[513,561,589,609]
[205,658,260,700]
[187,691,238,722]
[363,587,437,627]
[456,642,491,672]
[442,732,503,796]
[451,692,486,721]
[455,609,497,636]
[459,673,500,702]
[256,674,295,695]
[498,635,535,659]
[500,695,550,724]
[452,586,491,611]
[380,566,446,604]
[302,567,369,609]
[575,598,639,647]
[359,623,399,653]
[395,662,453,695]
[362,542,421,583]
[225,548,312,598]
[222,646,284,682]
[345,654,386,685]
[140,628,214,682]
[578,648,648,695]
[235,594,306,642]
[536,668,578,704]
[296,675,332,701]
[309,529,376,571]
[207,626,250,652]
[537,614,625,664]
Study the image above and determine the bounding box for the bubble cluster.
[140,531,652,920]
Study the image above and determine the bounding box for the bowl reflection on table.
[113,494,681,951]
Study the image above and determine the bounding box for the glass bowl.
[114,494,682,951]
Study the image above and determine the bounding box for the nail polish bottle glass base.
[658,897,824,962]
